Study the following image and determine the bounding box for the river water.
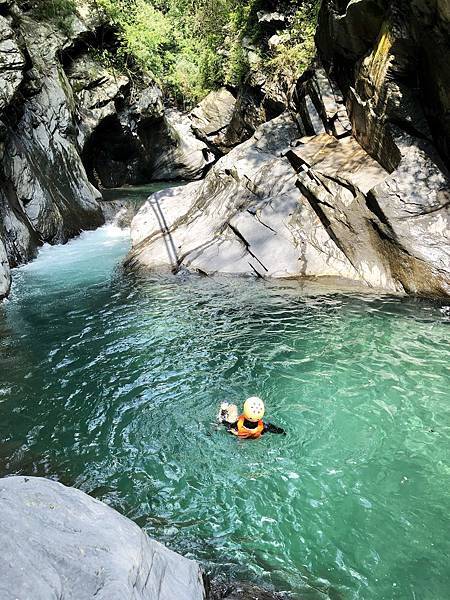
[0,185,449,599]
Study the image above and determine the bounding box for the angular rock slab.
[128,113,363,282]
[190,88,237,153]
[0,476,206,600]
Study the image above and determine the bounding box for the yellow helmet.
[243,396,265,422]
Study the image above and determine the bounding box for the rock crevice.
[128,63,449,296]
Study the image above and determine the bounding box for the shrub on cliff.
[20,0,321,107]
[18,0,77,31]
[266,1,320,81]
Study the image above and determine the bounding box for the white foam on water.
[9,225,131,301]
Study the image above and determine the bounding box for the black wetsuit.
[222,418,285,435]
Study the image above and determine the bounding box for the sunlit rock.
[0,476,205,600]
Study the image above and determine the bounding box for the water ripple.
[0,224,449,598]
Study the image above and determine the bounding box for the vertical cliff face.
[0,3,105,298]
[0,1,216,300]
[315,0,450,294]
[316,0,450,171]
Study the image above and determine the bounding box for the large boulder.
[127,111,372,283]
[190,88,238,153]
[128,67,450,297]
[0,476,206,600]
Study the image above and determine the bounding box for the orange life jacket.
[234,415,264,439]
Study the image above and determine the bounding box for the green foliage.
[21,0,77,32]
[25,0,321,106]
[267,1,321,81]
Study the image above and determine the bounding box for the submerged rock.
[0,476,206,600]
[210,580,288,600]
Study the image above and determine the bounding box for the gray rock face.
[3,64,104,243]
[144,109,216,181]
[0,14,25,114]
[73,56,214,188]
[314,0,450,295]
[0,2,215,299]
[317,0,450,171]
[128,68,450,296]
[190,88,238,153]
[68,53,132,152]
[0,476,206,600]
[0,8,106,298]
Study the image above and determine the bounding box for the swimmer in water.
[219,397,285,439]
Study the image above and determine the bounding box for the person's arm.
[263,422,286,435]
[221,420,238,434]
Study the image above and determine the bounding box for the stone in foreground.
[0,476,205,600]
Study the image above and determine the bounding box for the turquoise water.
[0,203,449,599]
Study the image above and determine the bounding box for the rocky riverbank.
[2,0,448,300]
[127,0,450,297]
[0,476,288,600]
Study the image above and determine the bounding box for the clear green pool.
[0,190,449,599]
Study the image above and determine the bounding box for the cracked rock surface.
[0,476,206,600]
[0,2,216,300]
[0,7,105,299]
[128,67,450,296]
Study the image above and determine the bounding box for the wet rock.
[0,238,9,299]
[3,65,104,244]
[210,580,287,600]
[100,199,143,228]
[0,476,206,600]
